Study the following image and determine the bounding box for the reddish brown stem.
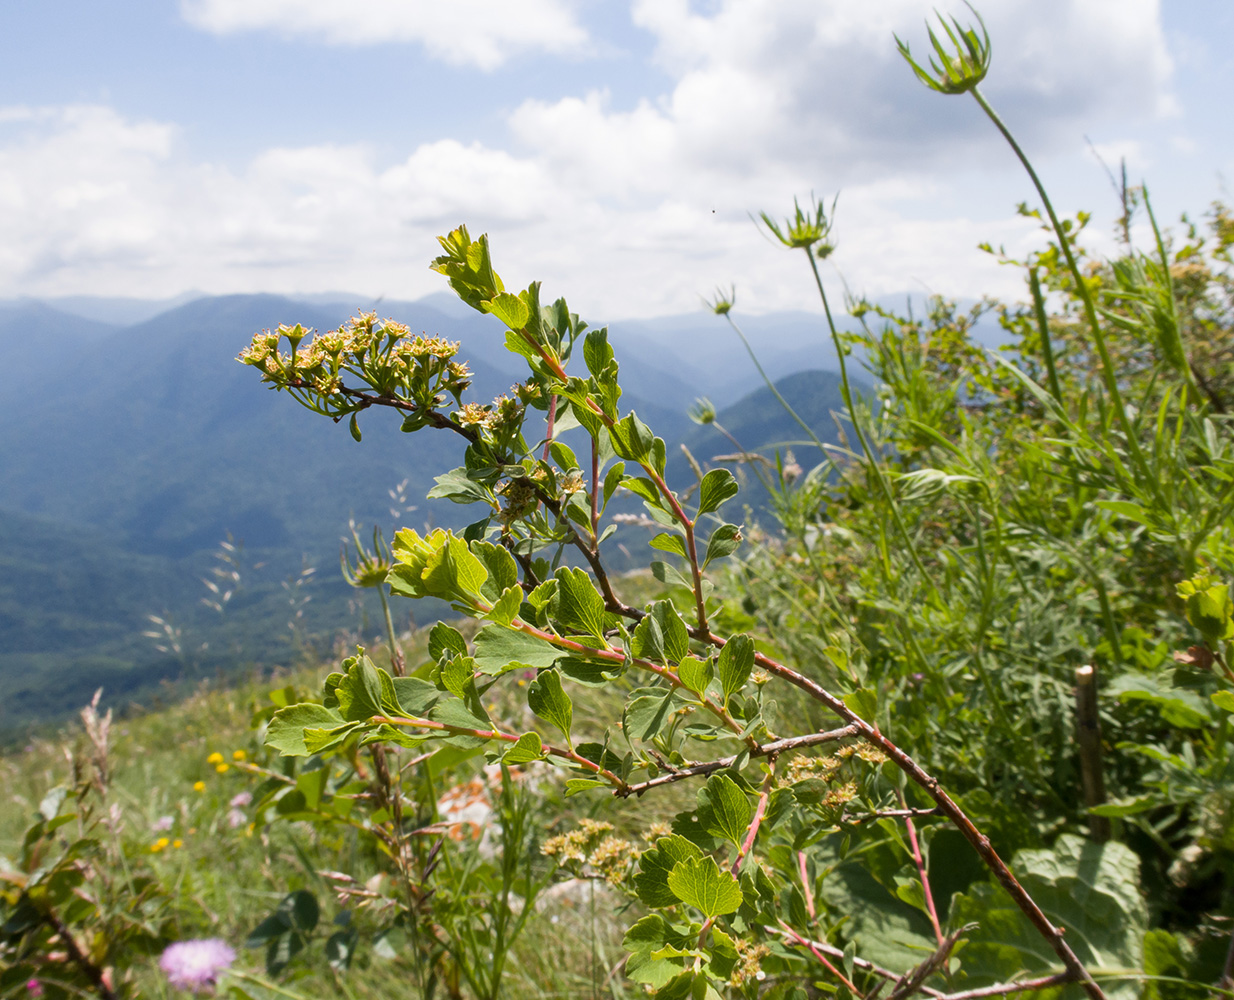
[732,764,776,875]
[899,789,944,946]
[712,637,1107,1000]
[797,851,816,922]
[780,921,865,997]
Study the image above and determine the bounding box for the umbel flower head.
[896,3,991,96]
[159,938,235,993]
[758,194,837,258]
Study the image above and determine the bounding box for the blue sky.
[1,0,1230,319]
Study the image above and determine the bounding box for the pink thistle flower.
[26,980,43,997]
[159,938,235,992]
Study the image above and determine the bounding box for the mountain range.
[0,291,856,738]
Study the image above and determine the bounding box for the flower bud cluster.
[238,312,474,418]
[541,819,639,886]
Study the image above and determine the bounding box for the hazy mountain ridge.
[0,292,861,736]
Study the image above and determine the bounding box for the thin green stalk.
[970,86,1161,508]
[805,249,940,597]
[1029,267,1064,407]
[723,314,830,459]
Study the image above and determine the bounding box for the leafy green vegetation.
[5,8,1234,1000]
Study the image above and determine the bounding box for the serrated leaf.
[482,291,530,331]
[949,835,1146,998]
[439,656,475,701]
[428,622,468,662]
[701,774,752,846]
[610,412,656,462]
[636,835,705,907]
[266,704,346,756]
[666,856,743,917]
[716,635,754,703]
[550,567,607,641]
[502,732,546,764]
[584,327,615,377]
[470,540,519,603]
[335,653,385,722]
[429,698,493,738]
[485,585,524,627]
[677,656,711,695]
[528,668,573,742]
[696,469,739,516]
[623,689,678,742]
[391,676,439,716]
[472,625,562,675]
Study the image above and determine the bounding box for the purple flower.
[25,980,43,998]
[229,792,252,809]
[152,815,175,832]
[159,938,235,992]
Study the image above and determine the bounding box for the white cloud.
[180,0,588,70]
[0,2,1185,320]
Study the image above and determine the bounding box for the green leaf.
[428,622,468,662]
[1213,690,1234,713]
[391,676,439,716]
[471,540,519,603]
[584,327,615,377]
[650,532,689,559]
[303,722,362,755]
[949,834,1147,998]
[550,567,607,641]
[427,468,492,505]
[335,653,385,722]
[485,585,524,627]
[696,469,739,516]
[502,732,547,764]
[666,856,744,917]
[549,440,580,471]
[716,635,754,704]
[482,291,530,331]
[677,656,711,695]
[1106,672,1211,729]
[819,862,937,973]
[611,412,656,462]
[266,704,346,756]
[623,689,679,742]
[565,778,608,795]
[439,655,475,701]
[700,774,753,847]
[602,462,626,510]
[703,524,742,568]
[1094,500,1152,526]
[528,668,573,742]
[623,476,664,506]
[636,835,705,907]
[348,412,362,442]
[632,600,690,665]
[843,688,878,723]
[472,625,562,675]
[430,698,493,736]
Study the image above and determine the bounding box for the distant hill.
[0,293,862,738]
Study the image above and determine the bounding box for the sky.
[1,0,1231,320]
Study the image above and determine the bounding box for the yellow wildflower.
[206,752,224,765]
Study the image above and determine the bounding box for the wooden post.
[1075,665,1110,843]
